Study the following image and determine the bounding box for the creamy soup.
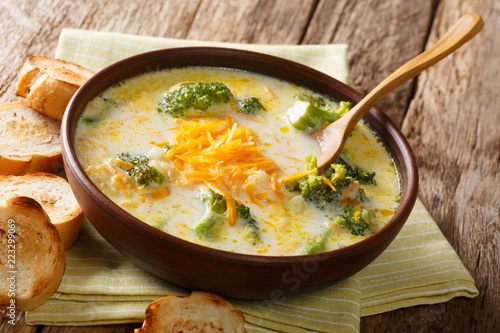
[75,67,400,256]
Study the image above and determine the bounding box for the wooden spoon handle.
[341,12,484,133]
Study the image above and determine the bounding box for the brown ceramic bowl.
[61,47,418,299]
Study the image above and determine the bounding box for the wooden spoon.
[314,13,484,169]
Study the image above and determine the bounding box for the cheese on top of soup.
[75,67,400,256]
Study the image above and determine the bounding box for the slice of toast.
[0,102,62,175]
[0,173,83,249]
[0,196,65,311]
[135,291,247,333]
[15,56,94,120]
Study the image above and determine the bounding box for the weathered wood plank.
[0,0,202,105]
[0,311,37,333]
[186,0,316,44]
[302,0,436,127]
[362,0,499,332]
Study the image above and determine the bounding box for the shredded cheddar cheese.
[322,177,337,192]
[270,173,285,199]
[354,210,361,223]
[164,117,280,224]
[278,168,318,184]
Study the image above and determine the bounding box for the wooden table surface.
[1,0,498,332]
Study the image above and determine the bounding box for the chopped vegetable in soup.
[75,67,400,256]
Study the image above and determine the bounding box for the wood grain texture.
[0,311,37,333]
[361,0,500,332]
[302,0,436,126]
[186,0,316,43]
[0,0,498,332]
[398,0,499,332]
[0,0,202,106]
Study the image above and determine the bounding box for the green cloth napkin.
[25,29,478,332]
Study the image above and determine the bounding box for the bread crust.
[0,153,63,175]
[0,196,65,311]
[15,56,94,120]
[0,102,63,175]
[0,172,83,249]
[23,75,79,120]
[135,291,247,333]
[15,60,41,97]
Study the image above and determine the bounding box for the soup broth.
[75,67,400,256]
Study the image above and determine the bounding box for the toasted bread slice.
[135,291,246,333]
[0,196,65,311]
[0,173,83,249]
[15,56,94,120]
[0,102,63,175]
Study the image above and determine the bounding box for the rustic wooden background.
[1,0,498,332]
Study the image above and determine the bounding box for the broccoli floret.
[295,92,328,109]
[285,155,316,192]
[330,163,348,182]
[304,154,318,171]
[296,155,339,209]
[286,154,376,208]
[195,192,260,243]
[336,157,376,185]
[235,201,251,220]
[237,97,265,115]
[158,82,233,117]
[329,162,353,193]
[299,174,336,209]
[158,81,265,118]
[194,189,227,239]
[286,100,352,133]
[337,205,374,236]
[236,202,260,244]
[117,153,165,187]
[329,158,375,200]
[285,180,301,192]
[303,228,331,255]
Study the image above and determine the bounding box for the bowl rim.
[62,46,418,265]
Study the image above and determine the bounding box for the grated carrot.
[112,159,133,169]
[341,181,360,199]
[340,198,361,206]
[112,174,130,192]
